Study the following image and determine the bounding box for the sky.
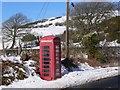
[2,2,66,22]
[1,0,120,23]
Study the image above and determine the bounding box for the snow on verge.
[0,55,119,89]
[1,67,118,89]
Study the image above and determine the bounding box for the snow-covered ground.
[31,26,66,37]
[30,16,66,36]
[0,55,119,89]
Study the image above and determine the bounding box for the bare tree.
[2,13,30,49]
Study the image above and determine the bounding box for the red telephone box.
[40,36,61,80]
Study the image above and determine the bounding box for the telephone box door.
[40,44,52,80]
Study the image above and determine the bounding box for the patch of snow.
[61,58,65,61]
[73,43,81,47]
[107,40,120,47]
[61,65,69,75]
[36,16,66,26]
[30,26,66,37]
[100,40,120,47]
[82,54,88,59]
[3,66,15,77]
[24,60,36,67]
[0,55,7,61]
[0,55,22,64]
[79,62,94,71]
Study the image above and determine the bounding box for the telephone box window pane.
[44,74,49,76]
[43,70,49,72]
[56,73,59,76]
[56,61,59,64]
[56,69,59,72]
[56,50,59,53]
[56,45,59,49]
[56,53,59,56]
[56,57,59,60]
[43,46,49,49]
[43,54,49,56]
[56,65,59,69]
[43,58,50,60]
[43,66,49,68]
[43,50,49,52]
[43,62,49,64]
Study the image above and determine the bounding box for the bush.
[48,23,52,26]
[95,51,104,62]
[49,18,55,21]
[55,22,64,26]
[20,51,31,61]
[21,34,36,42]
[2,76,15,85]
[82,32,100,59]
[55,16,62,19]
[2,60,28,85]
[61,58,78,71]
[39,25,44,28]
[43,24,49,27]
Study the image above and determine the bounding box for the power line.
[41,2,49,20]
[29,1,49,37]
[36,1,49,21]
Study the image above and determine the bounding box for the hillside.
[0,16,66,49]
[20,16,66,37]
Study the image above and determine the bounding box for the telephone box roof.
[40,36,60,40]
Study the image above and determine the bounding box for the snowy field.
[30,16,66,37]
[0,55,119,89]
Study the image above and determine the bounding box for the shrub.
[82,32,100,59]
[55,22,64,26]
[61,58,78,71]
[49,18,55,21]
[2,60,28,85]
[39,25,44,28]
[55,16,62,19]
[95,51,104,62]
[21,34,36,42]
[48,23,52,26]
[43,24,49,27]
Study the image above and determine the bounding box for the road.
[67,75,120,90]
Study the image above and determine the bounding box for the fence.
[0,46,120,59]
[0,48,39,56]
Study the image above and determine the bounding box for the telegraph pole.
[66,0,69,59]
